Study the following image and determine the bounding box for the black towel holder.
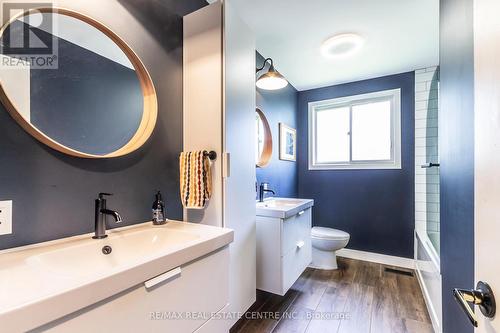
[204,151,217,161]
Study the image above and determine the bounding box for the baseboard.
[336,248,415,270]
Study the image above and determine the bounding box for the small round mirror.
[0,8,157,158]
[256,108,272,167]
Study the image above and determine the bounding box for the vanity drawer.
[282,235,312,292]
[282,208,312,256]
[39,247,229,333]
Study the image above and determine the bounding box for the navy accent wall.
[440,0,475,331]
[297,73,415,258]
[256,52,298,198]
[0,0,206,250]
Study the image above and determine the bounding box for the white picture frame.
[279,123,296,161]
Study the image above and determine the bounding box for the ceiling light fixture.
[256,58,288,90]
[321,33,365,59]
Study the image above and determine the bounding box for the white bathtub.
[415,230,442,333]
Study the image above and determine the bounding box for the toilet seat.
[311,227,350,240]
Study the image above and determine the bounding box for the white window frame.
[308,88,402,170]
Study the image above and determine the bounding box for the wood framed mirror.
[256,108,272,167]
[0,7,157,158]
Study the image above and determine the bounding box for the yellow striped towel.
[179,151,212,209]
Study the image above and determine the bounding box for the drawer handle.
[144,267,181,289]
[297,210,305,216]
[296,240,305,249]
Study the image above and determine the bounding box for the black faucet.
[259,182,275,202]
[93,193,123,239]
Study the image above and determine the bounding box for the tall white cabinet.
[183,1,256,330]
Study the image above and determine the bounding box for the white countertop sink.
[0,220,233,332]
[256,198,314,219]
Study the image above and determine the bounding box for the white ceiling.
[231,0,439,91]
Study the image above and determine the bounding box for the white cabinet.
[183,0,256,327]
[256,208,312,295]
[35,247,230,333]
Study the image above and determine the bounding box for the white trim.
[336,248,415,269]
[308,88,402,170]
[415,260,442,333]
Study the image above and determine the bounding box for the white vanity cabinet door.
[35,247,229,333]
[282,209,312,292]
[282,208,311,256]
[256,208,312,296]
[282,235,312,292]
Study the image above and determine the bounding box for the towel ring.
[204,151,217,161]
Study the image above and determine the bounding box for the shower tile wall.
[415,67,440,249]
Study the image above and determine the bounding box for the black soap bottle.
[152,191,166,225]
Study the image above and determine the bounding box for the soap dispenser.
[152,191,166,225]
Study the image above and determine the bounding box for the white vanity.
[0,221,233,333]
[256,198,314,295]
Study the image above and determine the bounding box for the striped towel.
[179,151,212,209]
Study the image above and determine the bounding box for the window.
[308,89,401,170]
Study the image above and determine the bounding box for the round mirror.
[0,8,157,158]
[256,108,272,167]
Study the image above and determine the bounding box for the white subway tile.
[416,167,439,175]
[426,80,439,90]
[415,82,427,92]
[415,127,438,138]
[416,101,428,110]
[426,194,440,203]
[415,117,438,129]
[416,146,438,157]
[428,89,439,100]
[427,222,439,232]
[428,99,439,109]
[415,91,429,101]
[416,71,437,83]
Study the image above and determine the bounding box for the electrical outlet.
[0,200,12,235]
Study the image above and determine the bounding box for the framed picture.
[279,123,297,161]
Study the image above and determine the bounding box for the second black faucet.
[258,182,275,202]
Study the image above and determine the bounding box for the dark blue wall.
[256,52,298,198]
[28,25,143,155]
[0,0,207,250]
[440,0,475,331]
[297,72,415,258]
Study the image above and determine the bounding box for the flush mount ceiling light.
[321,33,365,59]
[256,58,288,90]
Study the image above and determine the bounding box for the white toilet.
[311,227,350,270]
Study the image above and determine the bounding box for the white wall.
[474,0,500,330]
[183,3,223,226]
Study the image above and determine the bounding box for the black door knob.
[453,281,496,327]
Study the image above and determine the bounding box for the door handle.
[296,240,305,249]
[453,281,496,327]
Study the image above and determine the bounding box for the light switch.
[0,200,12,235]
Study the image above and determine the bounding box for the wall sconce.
[256,58,288,90]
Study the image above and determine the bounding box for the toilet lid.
[311,227,350,240]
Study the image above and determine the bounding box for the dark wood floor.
[232,258,433,333]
